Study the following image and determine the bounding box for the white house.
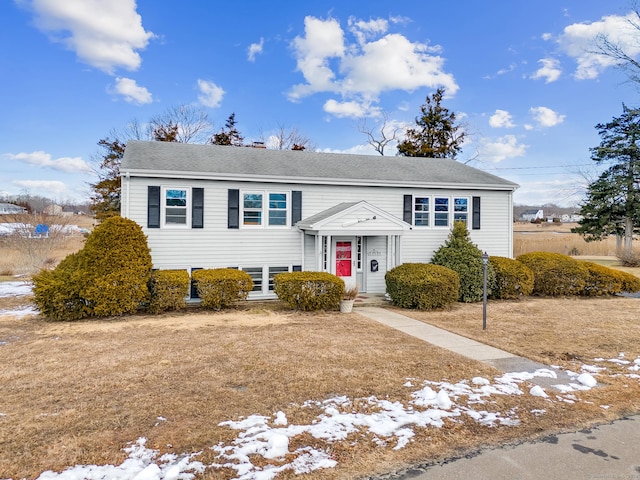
[0,203,27,215]
[120,141,518,298]
[520,209,544,222]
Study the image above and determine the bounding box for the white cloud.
[12,180,71,197]
[530,106,565,127]
[531,58,562,83]
[478,135,527,163]
[557,11,640,80]
[4,151,92,173]
[323,99,379,118]
[489,109,515,128]
[197,79,225,108]
[112,77,152,105]
[22,0,154,74]
[289,16,458,116]
[248,37,264,62]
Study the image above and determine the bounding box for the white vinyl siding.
[122,176,513,295]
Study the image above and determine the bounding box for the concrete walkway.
[356,306,574,389]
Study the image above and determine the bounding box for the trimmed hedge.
[431,221,495,302]
[385,263,459,310]
[32,216,152,320]
[273,271,344,311]
[517,252,588,296]
[489,256,534,299]
[581,261,640,296]
[192,268,253,310]
[148,269,190,313]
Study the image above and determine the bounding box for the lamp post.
[482,251,489,330]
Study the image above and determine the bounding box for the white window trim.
[240,190,291,229]
[161,186,191,228]
[412,195,470,229]
[453,196,470,225]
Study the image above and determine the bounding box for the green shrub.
[580,261,640,296]
[620,270,640,293]
[431,221,495,302]
[32,253,91,321]
[192,268,253,310]
[385,263,459,310]
[489,256,534,299]
[148,269,190,313]
[32,217,152,320]
[516,252,588,296]
[273,271,344,311]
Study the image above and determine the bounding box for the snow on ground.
[1,282,640,480]
[0,281,32,298]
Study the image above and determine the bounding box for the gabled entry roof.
[296,201,411,236]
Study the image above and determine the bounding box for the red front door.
[335,241,352,277]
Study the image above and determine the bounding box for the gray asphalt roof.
[121,140,518,190]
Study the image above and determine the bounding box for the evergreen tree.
[211,113,244,146]
[431,221,494,302]
[89,138,125,220]
[572,104,640,253]
[397,88,465,159]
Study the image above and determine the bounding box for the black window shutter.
[192,187,204,228]
[403,195,413,224]
[148,186,160,228]
[292,190,302,225]
[228,189,239,229]
[472,196,481,230]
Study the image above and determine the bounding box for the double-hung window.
[414,197,430,226]
[241,191,288,227]
[163,187,189,226]
[434,197,449,227]
[268,193,287,226]
[454,197,469,223]
[243,193,263,226]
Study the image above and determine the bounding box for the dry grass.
[513,222,620,257]
[1,219,639,479]
[2,295,640,479]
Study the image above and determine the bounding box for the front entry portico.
[296,201,411,293]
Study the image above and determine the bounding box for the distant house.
[560,213,584,223]
[521,209,544,221]
[0,203,27,215]
[44,204,63,215]
[120,141,519,298]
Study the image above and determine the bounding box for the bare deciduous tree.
[260,124,315,150]
[594,5,640,85]
[149,105,214,144]
[358,113,400,156]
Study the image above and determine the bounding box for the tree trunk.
[624,216,634,253]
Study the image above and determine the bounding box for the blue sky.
[2,1,640,206]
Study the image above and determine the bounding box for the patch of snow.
[529,386,548,398]
[273,411,287,426]
[582,364,606,373]
[0,281,32,298]
[0,305,38,318]
[35,438,204,480]
[472,377,490,386]
[577,373,598,388]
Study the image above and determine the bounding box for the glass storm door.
[335,241,353,278]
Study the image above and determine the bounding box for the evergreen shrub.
[33,216,152,320]
[192,268,252,310]
[580,261,640,296]
[431,221,495,302]
[385,263,459,310]
[516,252,588,296]
[148,269,190,313]
[489,256,534,299]
[273,271,344,311]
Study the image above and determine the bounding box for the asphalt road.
[391,415,640,480]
